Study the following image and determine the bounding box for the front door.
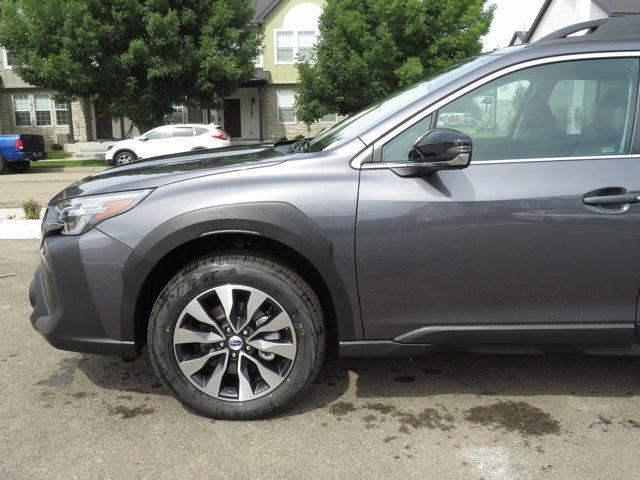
[356,56,640,340]
[223,99,242,138]
[95,108,112,139]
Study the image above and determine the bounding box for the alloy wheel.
[172,284,297,401]
[116,153,133,165]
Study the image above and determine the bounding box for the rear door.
[355,55,640,341]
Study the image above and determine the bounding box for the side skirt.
[339,323,640,357]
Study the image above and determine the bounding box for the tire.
[114,150,137,166]
[0,156,6,174]
[148,251,325,419]
[8,161,30,173]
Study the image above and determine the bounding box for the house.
[0,0,333,146]
[525,0,640,42]
[508,31,528,47]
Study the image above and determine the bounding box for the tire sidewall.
[115,150,136,165]
[149,255,322,418]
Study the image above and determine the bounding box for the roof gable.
[253,0,282,22]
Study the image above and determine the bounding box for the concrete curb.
[0,219,40,239]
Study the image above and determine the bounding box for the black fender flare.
[119,201,357,347]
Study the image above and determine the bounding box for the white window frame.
[255,54,264,68]
[3,48,13,69]
[54,99,71,126]
[12,94,31,126]
[33,94,53,126]
[274,29,318,65]
[276,90,296,124]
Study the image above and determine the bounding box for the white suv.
[105,124,231,165]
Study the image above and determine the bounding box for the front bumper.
[29,228,138,357]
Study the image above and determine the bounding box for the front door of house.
[223,99,242,138]
[95,108,112,139]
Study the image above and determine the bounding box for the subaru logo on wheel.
[228,336,243,351]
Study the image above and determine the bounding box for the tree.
[0,0,262,132]
[295,0,494,124]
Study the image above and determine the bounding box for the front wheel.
[114,150,136,165]
[148,252,325,419]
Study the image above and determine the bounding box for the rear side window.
[172,127,195,137]
[433,58,639,161]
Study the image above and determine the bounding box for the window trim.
[3,48,13,69]
[274,28,318,65]
[54,99,71,126]
[351,51,640,169]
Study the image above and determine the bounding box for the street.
[1,240,639,479]
[0,168,104,208]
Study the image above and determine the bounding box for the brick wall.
[0,88,92,146]
[264,84,337,141]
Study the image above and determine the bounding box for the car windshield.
[307,55,496,152]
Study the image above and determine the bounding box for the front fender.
[116,201,357,347]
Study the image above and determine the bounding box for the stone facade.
[0,88,92,146]
[264,84,335,142]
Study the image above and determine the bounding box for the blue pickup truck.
[0,134,46,173]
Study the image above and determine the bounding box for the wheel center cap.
[228,335,243,351]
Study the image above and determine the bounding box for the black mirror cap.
[392,129,472,178]
[411,128,473,163]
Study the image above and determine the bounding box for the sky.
[481,0,546,52]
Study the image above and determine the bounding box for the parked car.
[30,17,640,419]
[0,134,46,173]
[105,124,231,165]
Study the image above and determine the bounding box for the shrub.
[22,199,41,219]
[50,143,63,151]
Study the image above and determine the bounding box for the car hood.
[52,145,289,202]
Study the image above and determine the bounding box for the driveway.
[1,240,639,479]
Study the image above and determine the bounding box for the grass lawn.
[45,150,72,159]
[32,159,106,169]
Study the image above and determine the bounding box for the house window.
[297,31,316,61]
[277,90,295,123]
[275,30,319,64]
[12,94,30,126]
[255,54,264,68]
[170,106,183,124]
[3,48,13,69]
[276,31,294,63]
[320,113,337,123]
[34,94,52,126]
[55,99,70,125]
[187,108,205,124]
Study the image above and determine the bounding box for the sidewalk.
[0,219,40,239]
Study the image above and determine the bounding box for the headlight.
[54,189,153,235]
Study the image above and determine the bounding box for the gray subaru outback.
[29,17,640,418]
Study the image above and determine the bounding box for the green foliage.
[49,143,64,151]
[0,0,262,131]
[22,198,41,219]
[296,0,494,124]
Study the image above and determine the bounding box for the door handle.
[583,193,640,206]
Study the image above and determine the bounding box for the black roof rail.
[535,15,640,44]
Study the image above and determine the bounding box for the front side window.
[277,90,295,123]
[276,31,294,63]
[55,99,70,125]
[433,58,639,161]
[146,127,171,140]
[12,94,30,126]
[34,94,52,126]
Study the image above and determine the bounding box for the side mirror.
[393,128,472,177]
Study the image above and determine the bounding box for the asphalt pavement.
[1,239,640,479]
